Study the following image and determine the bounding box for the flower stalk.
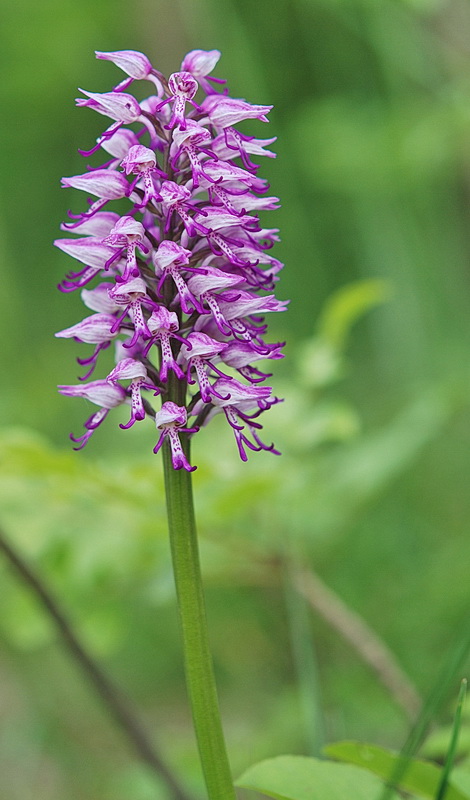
[163,374,235,799]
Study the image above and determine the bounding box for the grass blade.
[435,679,467,800]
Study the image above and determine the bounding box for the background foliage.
[1,0,470,797]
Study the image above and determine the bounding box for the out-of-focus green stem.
[162,382,236,800]
[435,678,467,800]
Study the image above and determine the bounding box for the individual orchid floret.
[153,402,198,471]
[61,170,130,226]
[214,291,287,345]
[202,378,279,461]
[54,236,119,270]
[76,89,142,124]
[205,229,258,269]
[55,236,123,293]
[95,49,163,93]
[221,194,281,214]
[81,283,120,314]
[103,216,149,282]
[159,181,209,237]
[153,240,203,314]
[156,71,199,130]
[58,380,127,450]
[178,333,230,402]
[194,207,259,235]
[145,307,185,382]
[221,340,284,383]
[201,94,272,130]
[55,311,121,379]
[121,145,165,206]
[193,176,255,217]
[107,358,160,429]
[75,89,144,156]
[187,266,243,335]
[180,49,224,94]
[211,131,277,171]
[108,276,154,347]
[169,121,214,188]
[201,160,268,196]
[55,312,119,345]
[217,291,288,321]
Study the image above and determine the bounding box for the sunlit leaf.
[236,755,398,800]
[324,741,470,800]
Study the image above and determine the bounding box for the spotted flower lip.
[154,402,197,471]
[107,357,161,429]
[56,47,285,470]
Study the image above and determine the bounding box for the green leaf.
[324,741,470,800]
[452,769,470,799]
[297,280,390,389]
[236,755,397,800]
[317,279,391,350]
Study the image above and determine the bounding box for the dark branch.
[0,527,194,800]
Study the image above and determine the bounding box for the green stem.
[162,413,236,800]
[435,678,467,800]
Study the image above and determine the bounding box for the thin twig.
[194,530,422,719]
[0,528,194,800]
[293,567,422,720]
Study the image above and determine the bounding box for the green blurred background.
[1,0,470,797]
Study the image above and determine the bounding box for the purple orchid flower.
[107,358,160,429]
[153,402,198,471]
[180,49,224,94]
[95,49,164,94]
[58,381,127,449]
[56,48,285,471]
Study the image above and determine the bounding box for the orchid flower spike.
[56,47,285,471]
